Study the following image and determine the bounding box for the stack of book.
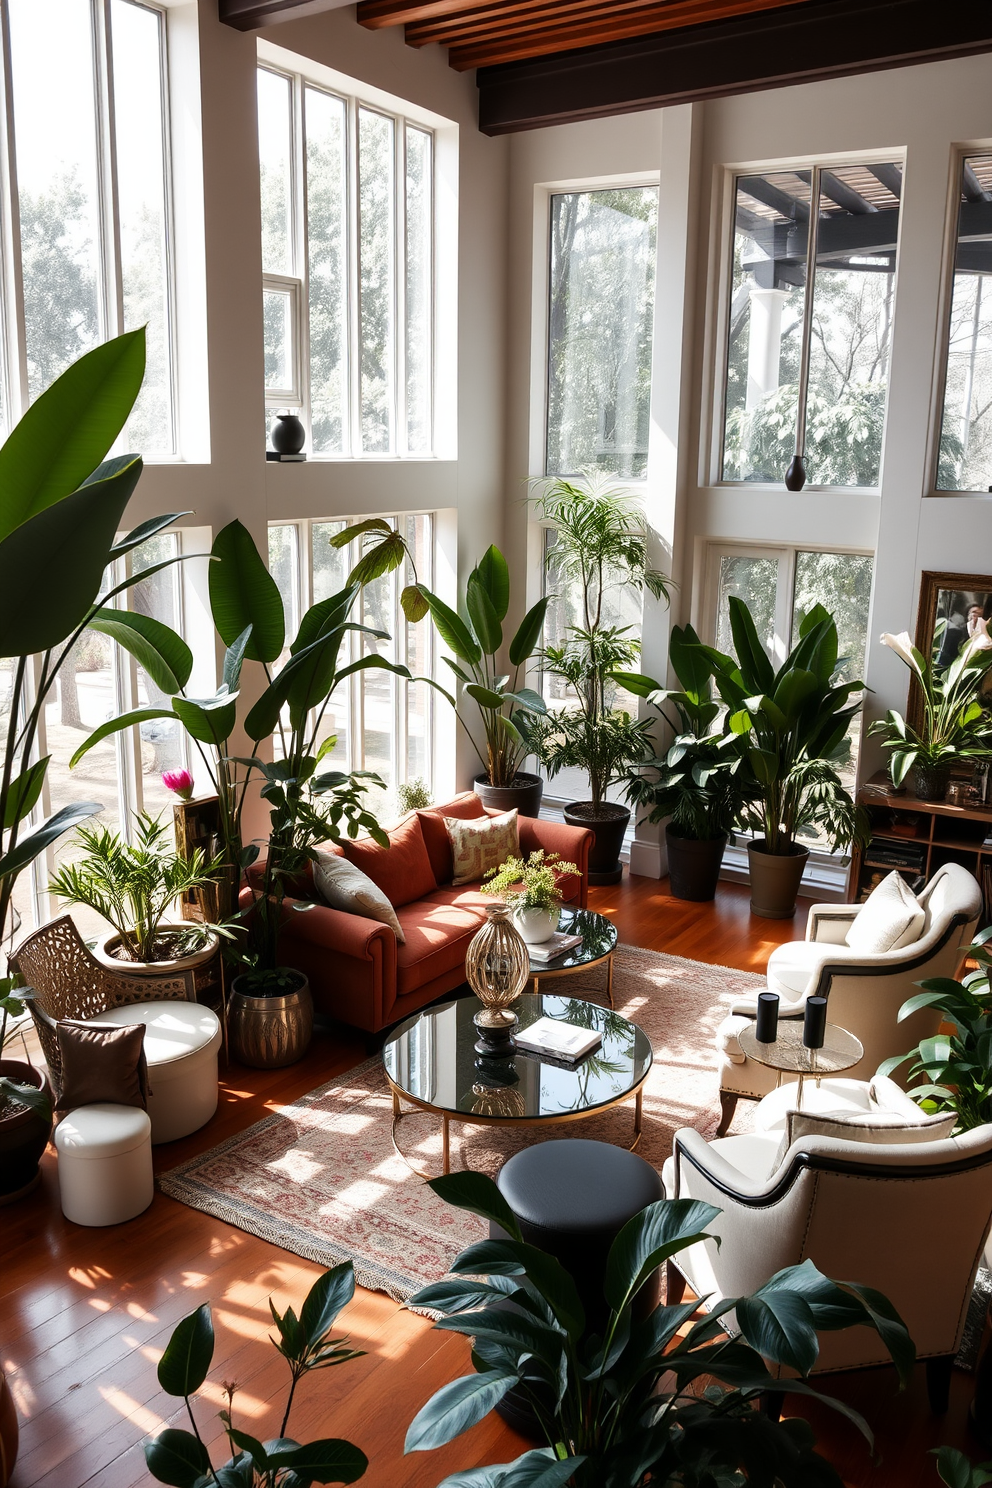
[863,840,926,875]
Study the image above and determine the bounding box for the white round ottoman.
[55,1104,153,1226]
[83,1001,223,1144]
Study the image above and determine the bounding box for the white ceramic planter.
[513,905,560,945]
[92,926,220,1001]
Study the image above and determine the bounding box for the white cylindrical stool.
[55,1104,154,1226]
[82,1001,222,1144]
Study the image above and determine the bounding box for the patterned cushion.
[312,850,406,942]
[444,808,520,886]
[417,794,487,882]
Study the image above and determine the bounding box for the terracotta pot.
[0,1369,17,1488]
[747,840,809,919]
[229,973,313,1069]
[0,1060,52,1203]
[563,803,630,885]
[666,830,727,902]
[473,772,544,819]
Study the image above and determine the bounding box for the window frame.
[710,153,906,494]
[0,0,180,455]
[926,143,992,497]
[257,60,438,461]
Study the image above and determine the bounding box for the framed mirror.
[911,570,992,729]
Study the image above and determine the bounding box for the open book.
[514,1016,602,1062]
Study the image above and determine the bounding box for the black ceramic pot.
[666,829,727,902]
[270,411,306,454]
[0,1061,52,1203]
[563,803,630,885]
[473,772,543,819]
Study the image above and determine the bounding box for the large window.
[546,187,658,480]
[1,0,177,454]
[267,516,436,812]
[721,163,902,488]
[936,154,992,491]
[258,65,435,458]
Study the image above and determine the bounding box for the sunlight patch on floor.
[99,1384,166,1432]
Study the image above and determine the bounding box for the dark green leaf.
[223,626,253,694]
[0,799,102,881]
[173,696,237,747]
[328,518,391,546]
[423,1171,523,1241]
[157,1303,214,1396]
[422,590,482,665]
[70,708,174,768]
[109,510,191,558]
[269,1439,368,1484]
[735,1289,819,1375]
[143,1428,211,1488]
[301,1263,356,1346]
[604,1198,720,1312]
[0,330,145,542]
[0,455,143,655]
[466,575,503,656]
[728,595,776,694]
[508,597,549,667]
[434,1452,584,1488]
[228,1430,269,1468]
[447,1239,584,1340]
[0,1077,51,1121]
[209,519,284,662]
[474,546,510,623]
[466,683,506,711]
[405,1369,517,1452]
[3,756,49,828]
[89,610,193,694]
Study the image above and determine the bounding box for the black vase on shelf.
[270,411,306,455]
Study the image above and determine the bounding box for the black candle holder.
[756,991,779,1043]
[803,996,827,1051]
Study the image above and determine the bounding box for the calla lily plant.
[869,624,992,786]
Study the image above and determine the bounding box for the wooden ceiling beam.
[404,0,795,49]
[356,0,494,28]
[220,0,354,30]
[476,0,992,135]
[438,0,804,66]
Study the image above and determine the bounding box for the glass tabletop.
[738,1020,864,1075]
[383,992,651,1121]
[530,906,618,972]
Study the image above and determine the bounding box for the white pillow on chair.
[785,1105,955,1153]
[845,870,925,954]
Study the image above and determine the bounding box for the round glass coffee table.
[528,906,618,1007]
[737,1021,864,1112]
[382,992,651,1177]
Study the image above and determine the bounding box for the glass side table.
[737,1021,864,1112]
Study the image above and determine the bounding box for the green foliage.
[694,598,869,855]
[869,627,992,784]
[404,1173,914,1488]
[49,813,222,964]
[934,1446,992,1487]
[410,544,548,789]
[481,849,580,911]
[619,623,752,842]
[144,1262,368,1488]
[879,924,992,1131]
[395,777,432,812]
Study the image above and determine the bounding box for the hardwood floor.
[0,876,981,1487]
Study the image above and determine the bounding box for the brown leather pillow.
[55,1020,149,1113]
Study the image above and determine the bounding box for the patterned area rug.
[158,945,761,1305]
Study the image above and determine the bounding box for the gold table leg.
[442,1114,450,1175]
[631,1086,643,1150]
[606,954,614,1009]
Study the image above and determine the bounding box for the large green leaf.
[508,597,548,667]
[474,546,510,623]
[143,1428,212,1488]
[3,756,49,828]
[157,1304,214,1397]
[89,611,192,695]
[70,708,174,768]
[109,510,190,560]
[422,590,482,666]
[404,1369,517,1453]
[433,1307,565,1376]
[449,1238,585,1340]
[209,519,284,662]
[267,1439,368,1484]
[604,1198,720,1312]
[734,1288,819,1375]
[610,670,662,700]
[466,574,503,657]
[728,596,776,694]
[0,330,145,543]
[0,455,143,656]
[423,1171,523,1240]
[0,799,102,881]
[466,683,507,712]
[223,626,253,694]
[301,1262,355,1344]
[173,695,237,746]
[434,1451,584,1488]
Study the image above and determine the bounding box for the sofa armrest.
[518,816,593,908]
[807,903,861,944]
[277,896,395,961]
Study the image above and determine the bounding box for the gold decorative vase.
[465,903,530,1055]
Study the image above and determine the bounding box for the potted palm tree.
[619,622,750,901]
[410,544,549,817]
[527,476,670,883]
[700,598,869,919]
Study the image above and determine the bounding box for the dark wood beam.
[357,0,495,28]
[820,169,878,215]
[867,163,904,198]
[219,0,352,31]
[476,0,992,136]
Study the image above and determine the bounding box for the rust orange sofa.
[245,793,593,1033]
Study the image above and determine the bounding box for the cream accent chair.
[716,863,983,1135]
[662,1116,992,1412]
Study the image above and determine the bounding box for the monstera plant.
[0,329,194,1125]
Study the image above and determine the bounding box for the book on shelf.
[514,1016,602,1062]
[983,861,992,929]
[528,931,584,962]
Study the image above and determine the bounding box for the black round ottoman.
[491,1138,664,1437]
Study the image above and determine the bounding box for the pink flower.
[162,768,194,801]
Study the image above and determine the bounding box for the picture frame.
[911,570,992,733]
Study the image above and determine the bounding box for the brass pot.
[228,974,314,1068]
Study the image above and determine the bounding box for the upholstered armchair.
[662,1114,992,1410]
[716,863,982,1135]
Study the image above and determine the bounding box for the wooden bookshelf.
[849,772,992,920]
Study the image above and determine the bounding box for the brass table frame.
[385,1067,647,1180]
[530,948,614,1008]
[737,1021,864,1112]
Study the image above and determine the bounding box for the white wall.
[503,52,992,876]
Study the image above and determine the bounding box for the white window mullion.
[0,3,26,422]
[93,0,122,341]
[116,555,142,834]
[395,117,407,457]
[347,97,361,457]
[296,76,312,449]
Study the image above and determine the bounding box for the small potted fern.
[482,849,580,944]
